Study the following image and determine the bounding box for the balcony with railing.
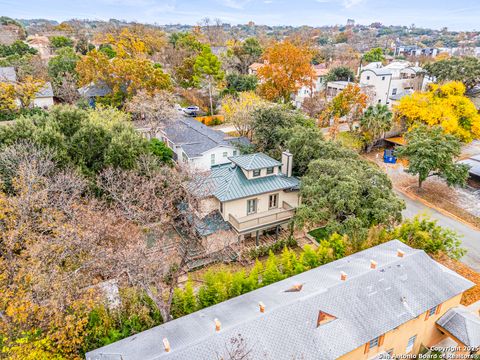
[228,201,295,233]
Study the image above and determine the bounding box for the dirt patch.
[434,253,480,306]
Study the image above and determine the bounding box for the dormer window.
[253,169,261,177]
[267,167,274,175]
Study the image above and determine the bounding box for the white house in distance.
[359,61,429,107]
[159,117,249,171]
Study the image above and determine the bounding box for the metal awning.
[384,136,406,146]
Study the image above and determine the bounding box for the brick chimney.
[163,338,171,352]
[281,151,293,177]
[370,260,377,269]
[340,271,347,281]
[397,249,405,258]
[214,318,221,332]
[259,301,265,313]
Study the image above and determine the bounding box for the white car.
[183,106,200,116]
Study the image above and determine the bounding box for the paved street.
[398,191,480,271]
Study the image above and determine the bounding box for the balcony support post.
[255,230,259,247]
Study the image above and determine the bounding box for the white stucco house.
[159,117,249,171]
[359,61,429,107]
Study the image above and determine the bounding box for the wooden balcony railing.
[228,201,295,232]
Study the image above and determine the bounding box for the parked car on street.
[183,106,200,116]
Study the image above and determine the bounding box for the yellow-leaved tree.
[221,91,268,138]
[394,81,480,142]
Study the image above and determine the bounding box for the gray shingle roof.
[201,162,300,202]
[437,306,480,347]
[0,66,17,82]
[85,240,474,360]
[35,81,53,98]
[163,118,249,158]
[78,82,112,97]
[229,153,281,170]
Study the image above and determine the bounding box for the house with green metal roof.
[194,151,300,249]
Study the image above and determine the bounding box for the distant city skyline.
[1,0,480,31]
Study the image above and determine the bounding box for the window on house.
[392,88,397,95]
[233,150,238,156]
[366,76,370,80]
[223,151,228,158]
[211,154,215,166]
[428,305,438,317]
[220,202,223,214]
[266,167,274,175]
[247,199,257,215]
[269,194,278,209]
[382,76,386,80]
[369,336,380,349]
[253,169,261,177]
[406,335,416,353]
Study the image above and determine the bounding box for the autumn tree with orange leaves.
[320,84,367,138]
[257,41,315,103]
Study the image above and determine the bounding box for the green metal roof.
[229,153,281,171]
[206,162,300,202]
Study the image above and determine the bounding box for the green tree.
[99,44,116,59]
[392,216,465,259]
[222,73,258,95]
[424,57,480,91]
[193,46,224,115]
[47,46,80,88]
[324,66,355,83]
[148,138,173,164]
[300,245,320,268]
[396,125,470,189]
[297,156,404,244]
[50,36,74,49]
[360,104,393,152]
[0,40,37,57]
[362,47,385,63]
[251,105,313,158]
[229,37,263,74]
[262,251,283,285]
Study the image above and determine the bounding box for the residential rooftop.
[200,158,300,202]
[229,152,281,171]
[437,306,480,347]
[85,240,473,360]
[0,66,17,82]
[162,117,248,158]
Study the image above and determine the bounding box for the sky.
[1,0,480,31]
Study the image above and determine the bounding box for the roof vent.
[370,260,377,269]
[163,338,171,352]
[214,318,221,332]
[259,301,265,313]
[397,249,405,258]
[285,283,303,292]
[340,271,347,281]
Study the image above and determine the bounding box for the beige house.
[86,240,478,360]
[194,152,300,251]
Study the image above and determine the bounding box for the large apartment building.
[85,240,478,360]
[359,61,429,107]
